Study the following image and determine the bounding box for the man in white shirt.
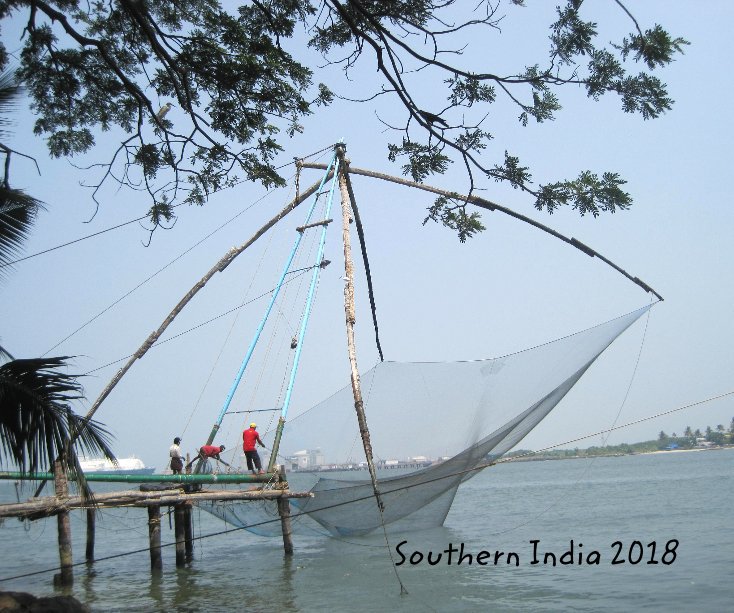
[169,437,183,474]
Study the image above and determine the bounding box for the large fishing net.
[199,304,650,536]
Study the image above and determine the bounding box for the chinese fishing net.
[199,304,650,537]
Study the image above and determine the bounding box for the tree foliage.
[0,1,688,238]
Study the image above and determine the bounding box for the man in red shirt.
[242,423,266,474]
[186,444,229,470]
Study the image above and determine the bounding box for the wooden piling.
[277,466,294,556]
[53,460,73,586]
[183,504,194,562]
[85,508,95,562]
[147,505,162,571]
[174,504,186,567]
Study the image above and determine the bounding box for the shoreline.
[512,444,734,463]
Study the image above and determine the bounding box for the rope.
[378,505,409,595]
[0,215,148,269]
[236,191,324,439]
[217,191,300,462]
[252,203,323,429]
[214,148,335,460]
[602,297,654,444]
[345,171,384,361]
[179,186,287,439]
[81,270,312,376]
[41,176,294,356]
[0,143,336,270]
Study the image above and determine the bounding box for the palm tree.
[1,69,115,492]
[0,353,116,481]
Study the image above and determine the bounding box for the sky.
[1,1,733,471]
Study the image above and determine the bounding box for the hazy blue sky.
[2,2,732,471]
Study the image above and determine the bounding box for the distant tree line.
[506,418,734,461]
[657,420,734,448]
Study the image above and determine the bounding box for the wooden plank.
[0,489,313,520]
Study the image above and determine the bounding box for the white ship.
[78,456,155,475]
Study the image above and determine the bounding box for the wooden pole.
[174,504,186,567]
[85,508,95,562]
[277,465,294,556]
[336,148,385,513]
[147,505,162,571]
[53,460,73,586]
[183,504,194,562]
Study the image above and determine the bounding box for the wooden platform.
[0,463,307,585]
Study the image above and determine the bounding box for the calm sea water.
[1,448,731,612]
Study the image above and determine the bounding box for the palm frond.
[0,69,21,137]
[0,357,115,477]
[0,186,43,279]
[0,343,13,362]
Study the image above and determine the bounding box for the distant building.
[286,448,325,470]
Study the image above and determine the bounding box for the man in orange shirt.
[242,423,266,474]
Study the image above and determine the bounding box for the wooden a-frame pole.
[336,146,384,512]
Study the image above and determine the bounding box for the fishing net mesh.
[199,305,650,536]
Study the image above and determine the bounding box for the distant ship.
[78,457,155,475]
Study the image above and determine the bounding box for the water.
[1,449,731,611]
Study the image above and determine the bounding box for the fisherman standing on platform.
[243,423,266,474]
[169,437,184,474]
